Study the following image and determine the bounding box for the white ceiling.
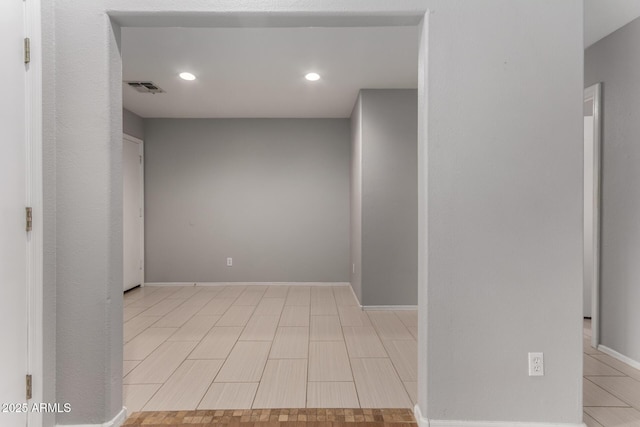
[584,0,640,47]
[122,26,419,118]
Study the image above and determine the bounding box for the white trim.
[598,344,640,371]
[57,407,127,427]
[363,305,417,311]
[414,404,429,427]
[143,282,351,287]
[25,0,43,425]
[584,83,602,349]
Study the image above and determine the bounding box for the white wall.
[585,16,640,364]
[123,108,144,140]
[144,118,350,283]
[419,0,583,423]
[350,94,363,301]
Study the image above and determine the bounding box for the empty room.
[120,25,420,414]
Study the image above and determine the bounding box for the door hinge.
[26,375,32,400]
[26,207,33,232]
[24,38,30,64]
[139,155,142,164]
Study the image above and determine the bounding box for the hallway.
[583,319,640,426]
[123,285,417,412]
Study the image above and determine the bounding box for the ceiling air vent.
[126,81,165,94]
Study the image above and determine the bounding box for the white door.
[123,136,144,291]
[0,0,29,425]
[584,115,594,318]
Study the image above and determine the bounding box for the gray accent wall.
[350,95,363,302]
[351,89,418,306]
[420,0,583,422]
[585,16,640,364]
[123,108,144,140]
[144,119,350,283]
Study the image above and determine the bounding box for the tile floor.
[124,286,640,425]
[123,285,417,412]
[583,319,640,426]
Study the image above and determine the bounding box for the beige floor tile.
[168,315,220,341]
[584,407,640,426]
[310,316,343,341]
[279,305,310,327]
[197,298,236,316]
[143,360,224,411]
[139,298,187,317]
[367,311,414,340]
[583,412,603,427]
[307,382,360,408]
[166,286,205,299]
[234,289,267,305]
[124,328,177,361]
[584,378,629,407]
[350,358,412,408]
[153,293,215,328]
[588,376,640,408]
[404,381,417,404]
[123,360,141,377]
[308,341,353,381]
[585,354,626,376]
[239,315,280,341]
[123,384,161,413]
[408,326,418,340]
[343,326,387,358]
[153,304,200,328]
[198,383,259,410]
[286,287,311,306]
[124,341,197,384]
[124,315,161,343]
[264,286,289,298]
[310,292,338,315]
[216,305,256,327]
[126,292,169,309]
[593,354,640,382]
[216,286,247,299]
[124,305,150,322]
[394,310,418,328]
[338,306,371,327]
[189,327,243,360]
[254,297,285,316]
[383,340,417,381]
[215,341,271,382]
[584,337,603,355]
[270,327,309,359]
[252,359,307,408]
[333,286,358,306]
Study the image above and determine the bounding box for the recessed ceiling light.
[179,72,196,81]
[305,72,321,81]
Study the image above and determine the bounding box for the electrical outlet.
[226,257,233,267]
[528,352,544,376]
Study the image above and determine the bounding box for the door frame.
[123,133,145,290]
[25,0,43,424]
[584,82,602,349]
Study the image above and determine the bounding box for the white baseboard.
[144,282,350,287]
[363,305,418,311]
[414,404,585,427]
[57,407,127,427]
[597,344,640,371]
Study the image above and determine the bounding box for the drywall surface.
[350,95,363,302]
[422,0,583,423]
[144,119,350,283]
[123,108,144,140]
[585,16,640,364]
[360,89,418,306]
